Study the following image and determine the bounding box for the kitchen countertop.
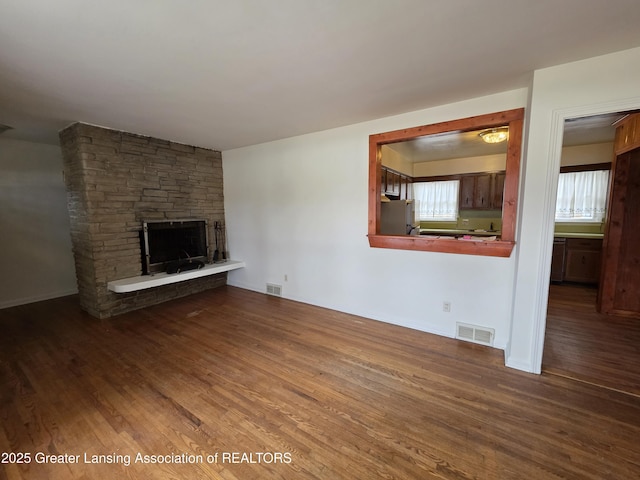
[420,228,501,237]
[553,232,604,239]
[419,229,603,239]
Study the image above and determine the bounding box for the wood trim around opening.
[368,108,524,257]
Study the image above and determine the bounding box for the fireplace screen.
[141,219,209,274]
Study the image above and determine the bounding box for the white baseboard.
[505,355,538,374]
[0,288,78,310]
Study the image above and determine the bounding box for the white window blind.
[555,170,609,222]
[413,180,459,221]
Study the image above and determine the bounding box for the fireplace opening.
[141,219,209,274]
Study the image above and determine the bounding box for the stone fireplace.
[59,123,227,318]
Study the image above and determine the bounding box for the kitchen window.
[413,180,459,221]
[555,170,609,222]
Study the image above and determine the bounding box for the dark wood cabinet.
[400,175,409,200]
[551,237,603,284]
[614,113,640,155]
[564,238,602,284]
[552,237,602,285]
[491,172,505,209]
[385,170,398,196]
[402,174,412,200]
[550,238,566,283]
[459,175,475,209]
[459,172,504,210]
[381,168,400,197]
[388,168,503,206]
[391,171,400,196]
[598,138,640,317]
[474,174,492,208]
[381,166,412,200]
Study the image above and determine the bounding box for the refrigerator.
[380,200,418,235]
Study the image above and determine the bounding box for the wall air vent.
[456,322,495,346]
[266,283,282,297]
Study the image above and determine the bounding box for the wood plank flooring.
[1,286,640,479]
[543,283,640,396]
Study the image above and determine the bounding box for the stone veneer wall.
[59,122,226,318]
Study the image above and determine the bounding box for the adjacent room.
[543,112,640,396]
[1,1,640,479]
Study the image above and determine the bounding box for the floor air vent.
[456,323,495,346]
[266,283,282,297]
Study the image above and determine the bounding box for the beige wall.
[380,145,413,175]
[413,153,506,177]
[560,142,614,167]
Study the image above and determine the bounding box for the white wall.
[0,138,77,308]
[509,46,640,372]
[223,89,527,350]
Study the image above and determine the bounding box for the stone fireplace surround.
[60,123,227,318]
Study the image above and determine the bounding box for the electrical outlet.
[443,301,451,313]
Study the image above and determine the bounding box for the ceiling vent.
[456,322,494,346]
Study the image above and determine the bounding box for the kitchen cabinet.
[381,167,398,197]
[563,238,602,284]
[459,175,475,209]
[474,174,492,208]
[381,166,412,200]
[614,112,640,155]
[550,237,602,284]
[598,141,640,317]
[402,174,412,200]
[459,172,504,210]
[550,238,566,283]
[391,171,401,196]
[491,172,505,209]
[406,174,414,199]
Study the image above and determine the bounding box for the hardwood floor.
[543,283,640,396]
[1,286,640,479]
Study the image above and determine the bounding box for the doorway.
[541,112,640,396]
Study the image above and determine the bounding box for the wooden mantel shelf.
[107,260,245,293]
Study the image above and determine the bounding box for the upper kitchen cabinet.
[492,172,506,209]
[381,166,412,200]
[460,172,505,210]
[381,167,399,197]
[459,174,476,209]
[614,112,640,155]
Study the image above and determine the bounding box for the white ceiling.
[1,0,640,151]
[386,128,508,163]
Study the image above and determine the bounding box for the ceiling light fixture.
[479,127,509,144]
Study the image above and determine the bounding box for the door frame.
[530,98,640,373]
